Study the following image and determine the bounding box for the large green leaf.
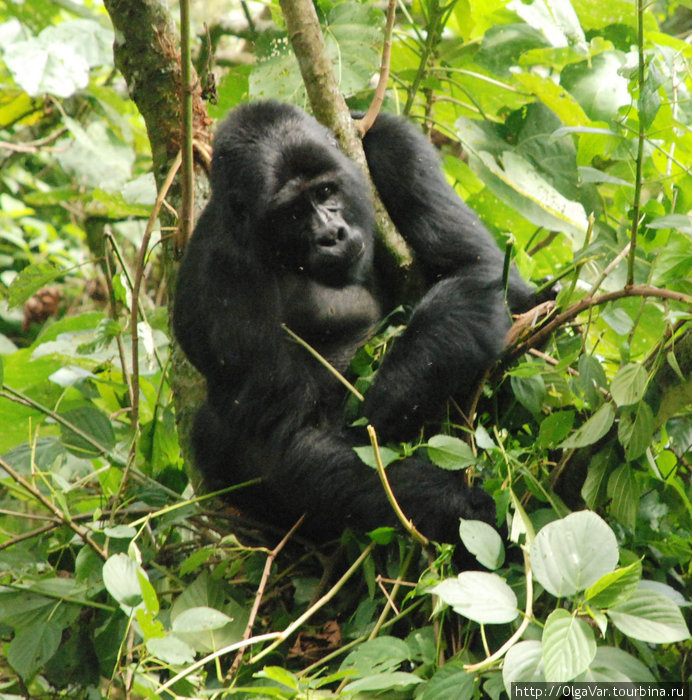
[608,587,690,643]
[426,435,476,470]
[561,52,630,121]
[576,646,655,682]
[584,559,642,608]
[542,609,596,682]
[617,401,654,462]
[560,403,615,449]
[7,620,62,681]
[417,661,475,700]
[7,262,63,308]
[59,405,116,458]
[530,510,618,597]
[503,640,545,691]
[458,518,505,569]
[610,363,648,407]
[431,572,518,624]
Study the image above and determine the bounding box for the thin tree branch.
[505,285,692,363]
[227,515,305,678]
[178,0,195,250]
[367,425,429,547]
[0,455,106,558]
[356,0,396,136]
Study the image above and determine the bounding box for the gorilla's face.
[258,144,375,286]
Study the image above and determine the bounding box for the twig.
[588,242,630,297]
[250,541,376,665]
[129,151,182,437]
[627,0,646,287]
[505,285,692,363]
[357,0,396,135]
[157,540,376,693]
[282,324,364,400]
[367,425,429,547]
[178,0,195,250]
[227,515,305,678]
[464,545,533,673]
[0,455,106,559]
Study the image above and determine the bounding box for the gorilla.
[173,100,538,545]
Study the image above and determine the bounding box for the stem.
[0,455,106,558]
[367,425,429,547]
[464,546,533,672]
[227,516,305,678]
[178,0,194,251]
[627,0,646,287]
[505,285,692,363]
[404,0,448,115]
[282,324,364,400]
[357,0,396,135]
[250,542,376,665]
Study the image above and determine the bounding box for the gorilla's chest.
[279,276,381,370]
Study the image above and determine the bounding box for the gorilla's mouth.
[310,236,365,268]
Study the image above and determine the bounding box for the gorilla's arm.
[361,113,536,312]
[361,114,536,441]
[173,203,283,382]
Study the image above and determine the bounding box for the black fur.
[173,101,537,544]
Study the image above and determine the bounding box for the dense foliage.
[0,0,690,698]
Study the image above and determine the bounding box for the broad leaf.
[431,572,518,624]
[426,435,476,470]
[542,609,596,682]
[530,511,618,597]
[608,587,690,643]
[458,518,505,569]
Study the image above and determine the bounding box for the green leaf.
[639,60,663,130]
[172,606,233,633]
[172,606,236,653]
[257,666,299,690]
[607,464,640,530]
[584,560,642,608]
[607,587,691,643]
[103,554,146,609]
[561,52,629,121]
[7,620,62,680]
[617,401,654,461]
[511,373,546,415]
[458,518,505,569]
[542,609,597,682]
[3,37,89,98]
[59,405,116,458]
[580,445,615,509]
[577,355,607,406]
[577,646,655,682]
[610,363,648,407]
[430,571,518,624]
[146,635,195,666]
[343,672,424,693]
[530,511,618,597]
[560,403,615,448]
[341,636,410,675]
[646,214,692,233]
[537,410,575,447]
[426,435,476,470]
[353,444,400,469]
[503,640,545,691]
[418,661,475,700]
[7,262,63,308]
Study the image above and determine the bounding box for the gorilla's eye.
[315,183,336,201]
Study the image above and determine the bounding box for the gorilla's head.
[211,102,375,286]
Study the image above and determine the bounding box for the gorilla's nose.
[316,226,348,248]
